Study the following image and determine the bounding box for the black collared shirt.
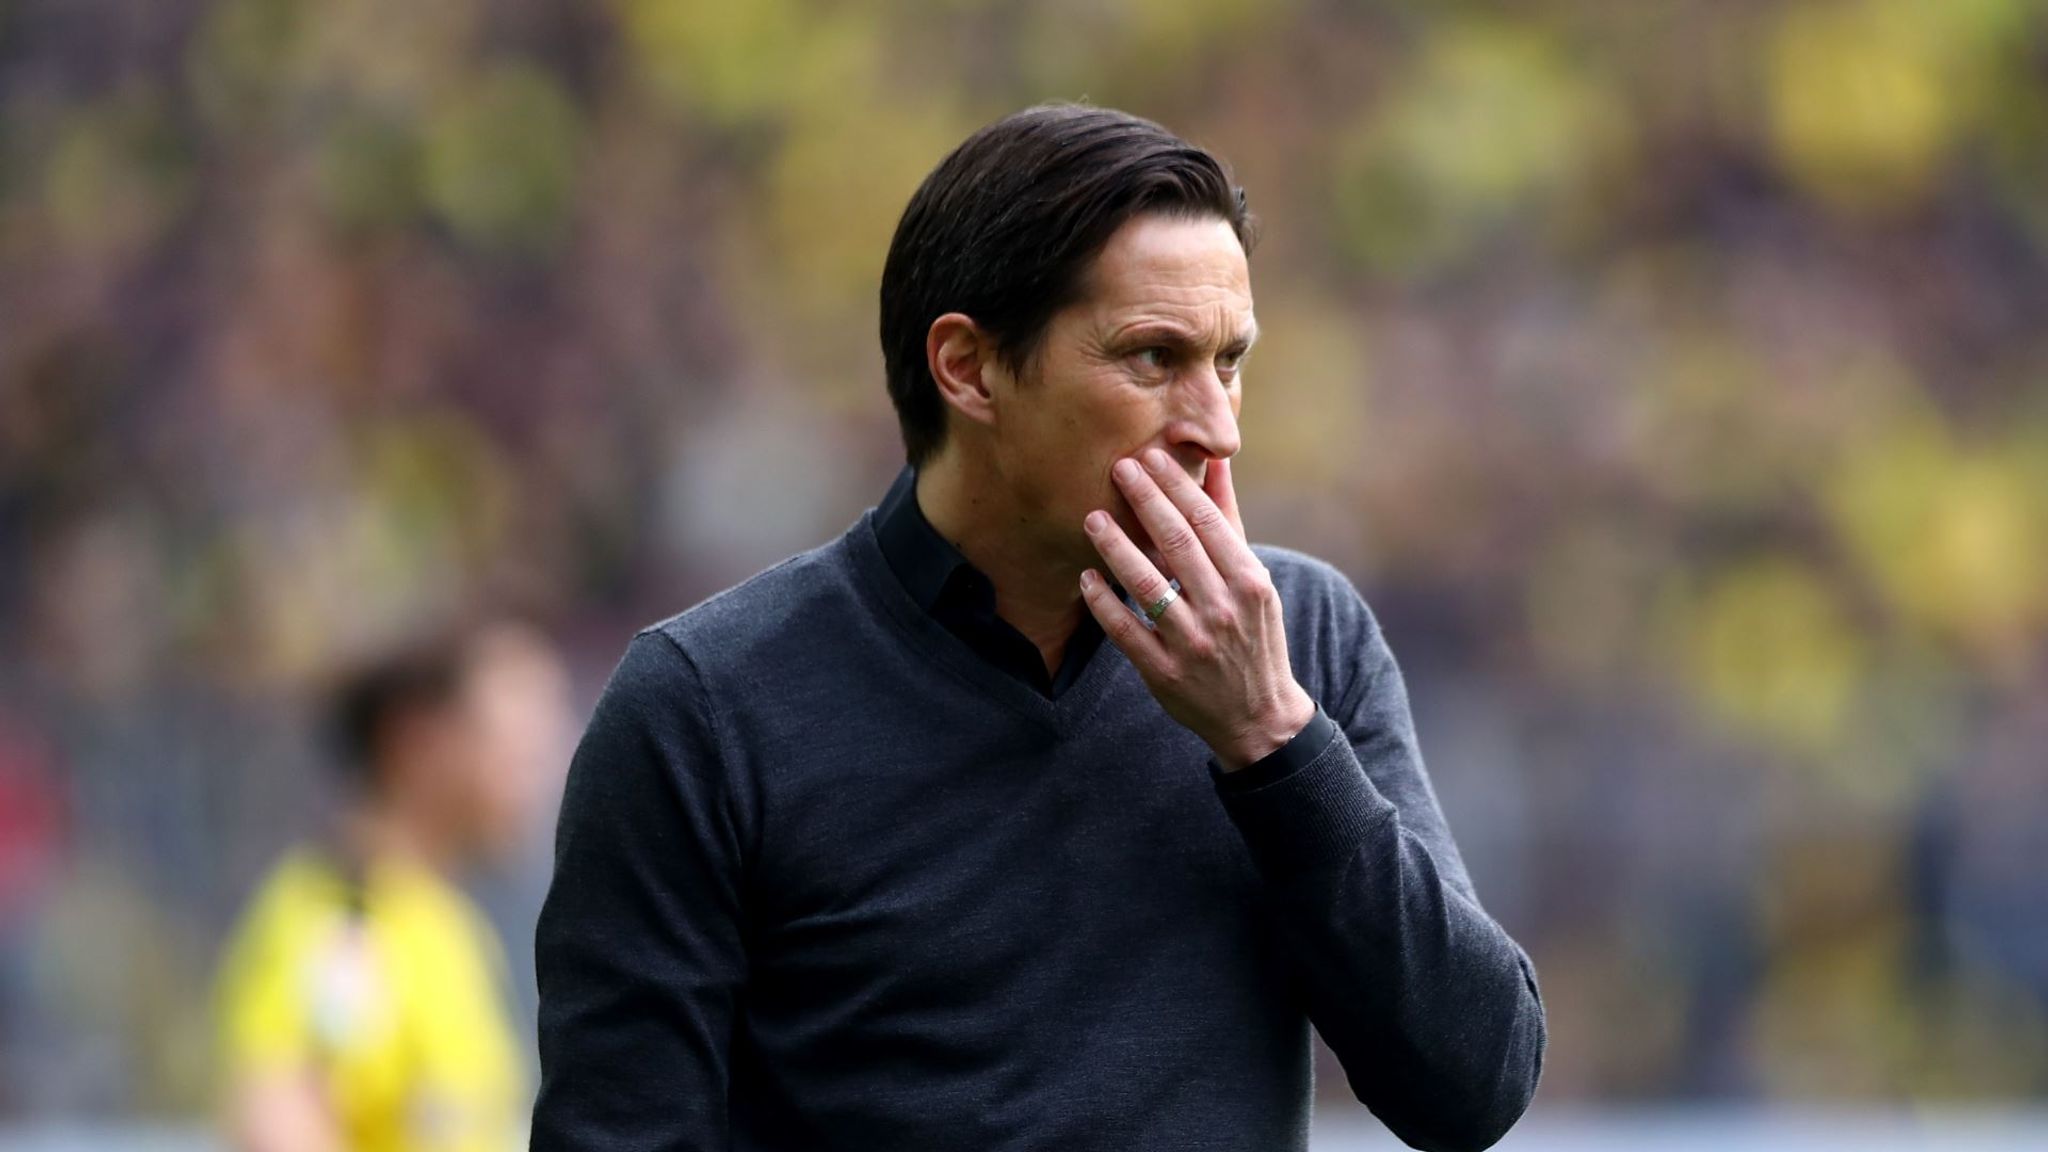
[870,463,1336,784]
[873,463,1105,699]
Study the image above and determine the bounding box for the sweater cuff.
[1214,706,1339,792]
[1210,707,1399,877]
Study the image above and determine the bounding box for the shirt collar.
[873,462,977,614]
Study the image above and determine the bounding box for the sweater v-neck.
[842,509,1131,736]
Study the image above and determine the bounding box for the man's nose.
[1171,366,1242,463]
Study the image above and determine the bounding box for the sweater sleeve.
[1210,582,1546,1152]
[530,628,748,1151]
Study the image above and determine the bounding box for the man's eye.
[1131,346,1171,372]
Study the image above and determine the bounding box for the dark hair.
[879,103,1256,466]
[326,628,476,788]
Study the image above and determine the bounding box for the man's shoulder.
[1249,542,1363,607]
[1248,541,1388,657]
[638,530,863,671]
[216,847,353,991]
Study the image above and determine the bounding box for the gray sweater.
[531,508,1545,1151]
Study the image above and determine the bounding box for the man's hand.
[1080,448,1316,772]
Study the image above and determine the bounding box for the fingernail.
[1114,458,1141,483]
[1144,448,1170,472]
[1080,569,1098,590]
[1085,510,1108,533]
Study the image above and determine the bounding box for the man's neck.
[915,450,1090,673]
[339,797,454,878]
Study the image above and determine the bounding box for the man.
[217,620,571,1152]
[533,104,1545,1151]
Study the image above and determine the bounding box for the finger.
[1145,448,1258,575]
[1113,457,1226,604]
[1080,567,1166,666]
[1203,454,1246,540]
[1084,508,1185,631]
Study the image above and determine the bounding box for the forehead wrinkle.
[1103,294,1257,351]
[1065,218,1256,362]
[1092,265,1254,333]
[1094,261,1249,303]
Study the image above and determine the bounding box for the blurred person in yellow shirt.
[215,620,571,1152]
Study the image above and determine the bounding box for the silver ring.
[1143,585,1180,621]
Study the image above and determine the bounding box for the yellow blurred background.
[1,0,2046,1139]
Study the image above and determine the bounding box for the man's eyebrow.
[1111,319,1260,350]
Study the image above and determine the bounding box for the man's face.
[985,213,1254,571]
[437,626,573,863]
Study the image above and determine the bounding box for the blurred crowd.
[1,0,2046,1122]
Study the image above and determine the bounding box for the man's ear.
[926,313,1000,430]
